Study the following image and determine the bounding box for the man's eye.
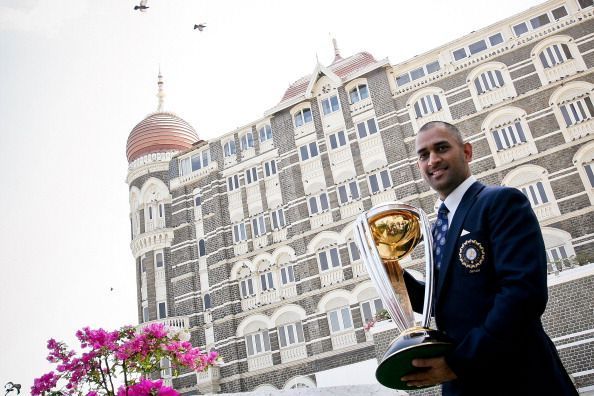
[418,153,428,160]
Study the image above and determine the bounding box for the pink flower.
[117,378,178,396]
[31,371,59,395]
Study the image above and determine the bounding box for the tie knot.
[438,203,449,215]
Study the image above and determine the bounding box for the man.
[401,121,577,395]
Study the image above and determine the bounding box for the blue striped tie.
[433,203,449,270]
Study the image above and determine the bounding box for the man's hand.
[401,357,457,388]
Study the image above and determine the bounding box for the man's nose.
[428,151,441,166]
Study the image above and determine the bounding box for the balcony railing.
[310,211,333,229]
[241,294,258,311]
[331,330,357,350]
[370,190,396,207]
[476,84,515,110]
[145,218,166,233]
[349,97,373,116]
[138,316,189,330]
[339,201,364,220]
[280,344,307,364]
[544,59,579,84]
[496,143,534,165]
[566,118,594,141]
[247,352,273,371]
[233,241,249,256]
[280,283,298,299]
[272,228,288,243]
[197,366,221,384]
[294,122,316,139]
[533,202,558,222]
[352,260,367,277]
[320,267,344,287]
[260,139,274,153]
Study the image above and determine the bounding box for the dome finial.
[331,36,343,63]
[157,66,165,112]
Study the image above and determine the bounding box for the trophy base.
[376,326,452,390]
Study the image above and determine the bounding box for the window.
[396,61,441,87]
[559,96,594,126]
[491,122,527,151]
[337,180,360,205]
[251,215,267,237]
[198,239,206,257]
[278,322,304,348]
[259,124,273,142]
[318,247,341,271]
[299,141,319,161]
[142,306,149,322]
[245,330,271,356]
[245,166,258,185]
[194,191,201,207]
[349,84,369,104]
[280,265,295,285]
[223,140,236,157]
[520,181,549,207]
[148,206,153,220]
[584,163,594,187]
[322,95,340,115]
[179,150,211,176]
[158,203,164,218]
[260,271,274,291]
[240,132,254,150]
[157,301,167,319]
[368,169,392,194]
[328,130,347,150]
[263,160,277,177]
[233,223,247,243]
[356,118,378,139]
[240,278,254,298]
[308,192,330,215]
[294,108,313,127]
[155,252,164,268]
[327,306,353,333]
[360,298,384,323]
[578,0,593,9]
[414,95,442,118]
[453,33,503,61]
[474,70,504,94]
[539,43,572,68]
[270,208,286,230]
[203,293,212,310]
[348,241,361,262]
[546,245,570,266]
[227,174,240,191]
[513,6,568,37]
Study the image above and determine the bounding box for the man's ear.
[463,142,473,162]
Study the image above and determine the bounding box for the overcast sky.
[0,0,545,390]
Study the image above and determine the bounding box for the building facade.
[125,0,594,393]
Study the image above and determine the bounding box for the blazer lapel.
[436,182,485,301]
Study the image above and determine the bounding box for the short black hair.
[418,121,464,145]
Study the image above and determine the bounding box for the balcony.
[253,234,268,250]
[280,283,298,299]
[417,109,448,125]
[496,142,536,166]
[131,228,174,258]
[533,202,559,222]
[233,241,248,257]
[241,294,258,311]
[358,134,387,172]
[260,139,274,153]
[170,162,218,190]
[247,352,273,371]
[294,122,316,139]
[246,184,263,216]
[280,344,308,364]
[566,118,594,141]
[197,366,221,394]
[349,97,373,116]
[145,218,166,233]
[370,190,396,207]
[331,330,357,350]
[339,201,364,220]
[138,316,189,331]
[320,267,344,287]
[223,155,237,168]
[272,228,288,244]
[352,260,367,278]
[310,211,333,230]
[260,289,280,305]
[475,84,515,110]
[228,190,244,223]
[301,158,326,193]
[242,147,256,161]
[543,59,580,84]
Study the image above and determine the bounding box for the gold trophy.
[354,202,452,390]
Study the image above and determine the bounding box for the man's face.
[415,125,472,199]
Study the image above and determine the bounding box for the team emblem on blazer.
[459,239,485,271]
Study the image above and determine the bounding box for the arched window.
[259,124,273,142]
[240,131,254,150]
[198,239,206,257]
[542,227,576,274]
[294,108,313,127]
[532,36,587,85]
[349,84,369,104]
[407,88,452,133]
[502,165,560,221]
[573,141,594,205]
[193,189,201,207]
[414,94,442,118]
[481,107,537,166]
[223,140,236,157]
[203,293,212,310]
[467,62,517,111]
[550,81,594,142]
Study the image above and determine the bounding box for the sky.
[0,0,546,391]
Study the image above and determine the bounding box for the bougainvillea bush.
[31,323,221,395]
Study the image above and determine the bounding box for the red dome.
[126,112,200,162]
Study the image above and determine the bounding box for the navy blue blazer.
[405,182,577,395]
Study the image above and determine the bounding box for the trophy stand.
[354,203,452,390]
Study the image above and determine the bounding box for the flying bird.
[194,23,206,31]
[134,0,149,11]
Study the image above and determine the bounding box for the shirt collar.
[435,175,476,222]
